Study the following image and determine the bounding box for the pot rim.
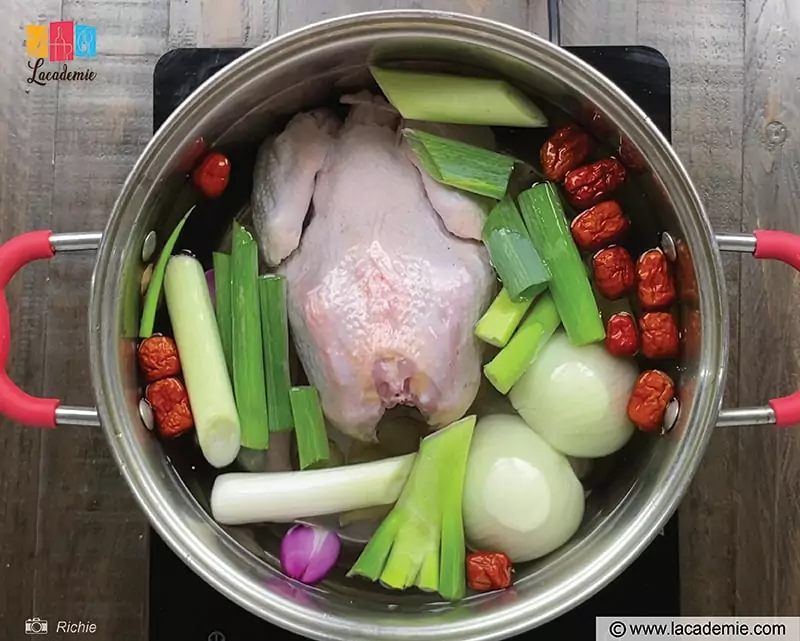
[89,10,728,640]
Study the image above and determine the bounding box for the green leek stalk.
[474,285,543,347]
[481,196,550,301]
[231,221,269,450]
[518,183,605,346]
[139,207,194,337]
[402,128,516,200]
[370,67,548,128]
[348,415,477,601]
[484,292,561,394]
[213,252,233,376]
[163,254,241,468]
[289,386,330,470]
[259,275,293,432]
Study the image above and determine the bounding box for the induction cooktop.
[149,44,677,641]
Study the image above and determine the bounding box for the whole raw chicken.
[252,91,495,442]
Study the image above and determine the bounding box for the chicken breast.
[252,92,495,441]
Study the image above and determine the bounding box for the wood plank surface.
[0,1,61,636]
[738,0,800,616]
[561,0,745,617]
[16,2,165,640]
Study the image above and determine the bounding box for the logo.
[24,21,97,86]
[24,617,48,635]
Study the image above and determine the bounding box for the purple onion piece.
[204,268,215,303]
[280,524,341,585]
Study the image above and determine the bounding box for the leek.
[290,386,330,470]
[481,196,550,301]
[474,285,541,347]
[484,291,561,394]
[163,254,241,468]
[348,415,476,601]
[213,252,233,375]
[370,67,548,128]
[139,207,193,338]
[518,183,605,346]
[402,128,516,200]
[259,275,293,432]
[210,454,416,524]
[231,221,269,450]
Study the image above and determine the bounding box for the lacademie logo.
[25,21,98,86]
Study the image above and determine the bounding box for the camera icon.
[25,617,48,635]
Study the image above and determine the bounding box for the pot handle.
[0,230,102,428]
[717,230,800,428]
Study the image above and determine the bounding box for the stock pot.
[1,11,799,641]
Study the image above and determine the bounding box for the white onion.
[462,414,584,562]
[509,330,638,458]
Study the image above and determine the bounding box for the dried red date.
[592,246,635,300]
[138,336,181,382]
[618,137,646,173]
[636,248,676,310]
[192,152,231,199]
[540,123,593,182]
[639,312,679,359]
[563,158,626,208]
[627,370,675,432]
[145,377,194,438]
[605,312,639,357]
[466,552,513,592]
[570,201,630,252]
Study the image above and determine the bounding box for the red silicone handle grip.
[754,230,800,427]
[0,231,58,428]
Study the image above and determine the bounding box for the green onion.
[289,386,330,470]
[139,207,194,338]
[484,291,561,394]
[259,274,293,433]
[402,128,516,200]
[231,221,269,450]
[482,196,550,301]
[213,252,233,376]
[474,285,542,347]
[370,67,548,128]
[518,183,605,346]
[163,254,241,468]
[348,415,476,601]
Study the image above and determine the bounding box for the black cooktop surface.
[149,45,676,641]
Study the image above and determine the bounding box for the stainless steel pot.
[2,10,800,641]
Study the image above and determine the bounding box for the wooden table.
[0,1,797,638]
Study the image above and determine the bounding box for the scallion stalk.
[474,285,542,347]
[483,291,561,394]
[347,415,477,602]
[259,274,293,433]
[402,128,516,200]
[518,183,605,346]
[231,221,269,450]
[289,386,330,470]
[163,254,241,468]
[139,207,194,338]
[482,196,550,301]
[213,252,233,376]
[370,67,548,128]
